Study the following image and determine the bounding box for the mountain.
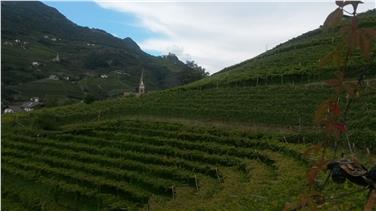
[1,1,207,106]
[185,9,376,89]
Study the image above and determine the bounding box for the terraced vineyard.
[185,9,376,89]
[10,80,374,150]
[2,118,300,209]
[2,92,375,211]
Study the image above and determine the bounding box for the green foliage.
[31,113,58,130]
[83,95,96,104]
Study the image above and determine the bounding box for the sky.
[44,1,376,74]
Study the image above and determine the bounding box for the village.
[2,71,146,114]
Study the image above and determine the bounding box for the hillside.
[3,78,375,210]
[1,1,207,106]
[186,9,376,89]
[2,6,376,211]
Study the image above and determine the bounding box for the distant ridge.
[1,1,207,106]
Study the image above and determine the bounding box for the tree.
[185,60,209,77]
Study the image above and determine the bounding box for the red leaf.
[364,28,376,38]
[358,29,372,59]
[335,123,347,133]
[307,159,328,185]
[329,102,341,116]
[320,48,345,68]
[364,190,376,211]
[323,8,343,29]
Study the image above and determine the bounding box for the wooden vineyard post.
[283,136,288,143]
[171,185,176,200]
[215,167,222,182]
[281,75,284,85]
[194,174,199,191]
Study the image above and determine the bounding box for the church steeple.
[52,52,60,62]
[138,70,145,95]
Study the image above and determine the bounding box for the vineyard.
[7,79,374,149]
[2,78,376,210]
[185,9,376,89]
[2,117,373,210]
[2,4,376,210]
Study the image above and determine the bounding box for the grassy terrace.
[2,75,375,210]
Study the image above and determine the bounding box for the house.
[49,75,59,80]
[21,101,43,112]
[4,108,14,114]
[100,74,108,79]
[30,97,40,102]
[32,61,40,66]
[3,41,12,46]
[3,106,23,114]
[51,38,57,41]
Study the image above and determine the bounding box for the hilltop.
[1,1,207,106]
[186,9,376,89]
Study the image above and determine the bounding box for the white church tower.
[52,53,60,62]
[138,71,145,95]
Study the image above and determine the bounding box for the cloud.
[95,1,375,74]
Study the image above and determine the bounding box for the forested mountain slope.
[1,1,207,106]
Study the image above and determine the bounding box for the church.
[138,71,145,96]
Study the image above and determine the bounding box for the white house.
[30,97,40,102]
[21,101,43,112]
[100,74,108,79]
[4,108,14,114]
[3,106,23,114]
[32,61,40,66]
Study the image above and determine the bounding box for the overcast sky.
[45,1,375,74]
